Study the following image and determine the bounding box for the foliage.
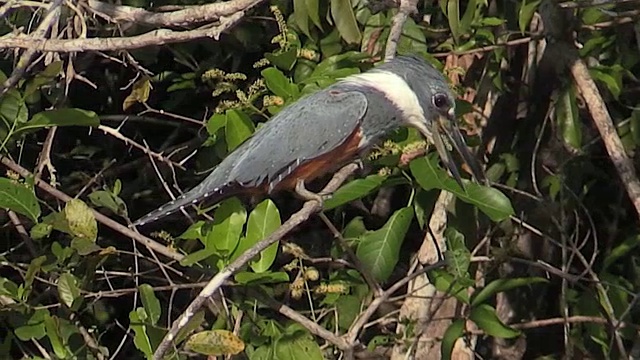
[0,0,639,359]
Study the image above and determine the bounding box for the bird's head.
[374,55,484,186]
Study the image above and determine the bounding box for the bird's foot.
[352,159,371,176]
[295,179,331,207]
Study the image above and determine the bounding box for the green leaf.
[274,332,323,360]
[123,77,151,110]
[471,277,548,307]
[225,109,255,152]
[305,0,322,29]
[410,154,514,221]
[185,330,245,355]
[23,256,46,300]
[234,271,289,285]
[336,295,360,330]
[356,207,414,282]
[603,235,640,270]
[139,284,162,325]
[630,110,640,147]
[88,189,128,217]
[261,67,294,98]
[397,18,428,55]
[444,228,470,278]
[24,61,63,98]
[129,310,153,356]
[175,310,206,344]
[206,197,247,254]
[330,0,361,44]
[324,175,385,210]
[180,247,218,267]
[44,314,68,359]
[265,48,299,72]
[309,51,368,79]
[71,237,101,255]
[0,277,20,299]
[57,273,81,308]
[17,108,100,135]
[480,17,505,26]
[343,216,367,240]
[293,0,311,37]
[469,304,520,339]
[0,89,28,125]
[459,0,478,36]
[518,0,541,34]
[590,66,623,100]
[429,268,470,304]
[441,319,465,360]
[556,85,582,151]
[64,199,98,242]
[0,177,40,221]
[320,29,344,58]
[206,113,227,138]
[14,309,48,341]
[248,346,275,360]
[366,335,394,351]
[178,221,206,241]
[446,0,461,42]
[245,199,282,273]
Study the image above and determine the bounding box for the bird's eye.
[432,93,450,109]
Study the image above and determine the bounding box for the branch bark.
[0,12,244,52]
[85,0,265,27]
[384,0,419,62]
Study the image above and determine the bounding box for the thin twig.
[35,126,58,185]
[0,11,245,52]
[384,0,419,62]
[152,163,360,359]
[0,0,63,94]
[344,260,447,349]
[84,0,264,27]
[251,289,351,350]
[98,124,185,170]
[7,210,37,257]
[0,156,183,261]
[318,212,382,296]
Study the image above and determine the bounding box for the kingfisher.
[132,55,483,227]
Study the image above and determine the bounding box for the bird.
[132,54,484,227]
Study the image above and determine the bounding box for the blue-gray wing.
[132,88,367,227]
[227,89,368,188]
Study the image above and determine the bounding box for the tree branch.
[84,0,265,27]
[152,163,359,360]
[384,0,419,62]
[0,12,245,52]
[0,0,63,94]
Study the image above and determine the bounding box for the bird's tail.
[131,183,233,227]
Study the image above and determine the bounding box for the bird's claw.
[295,179,331,207]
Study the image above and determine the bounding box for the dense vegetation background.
[0,0,639,359]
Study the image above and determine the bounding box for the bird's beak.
[414,109,484,189]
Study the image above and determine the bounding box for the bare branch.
[384,0,419,62]
[85,0,265,27]
[98,124,185,170]
[0,0,63,94]
[0,12,245,52]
